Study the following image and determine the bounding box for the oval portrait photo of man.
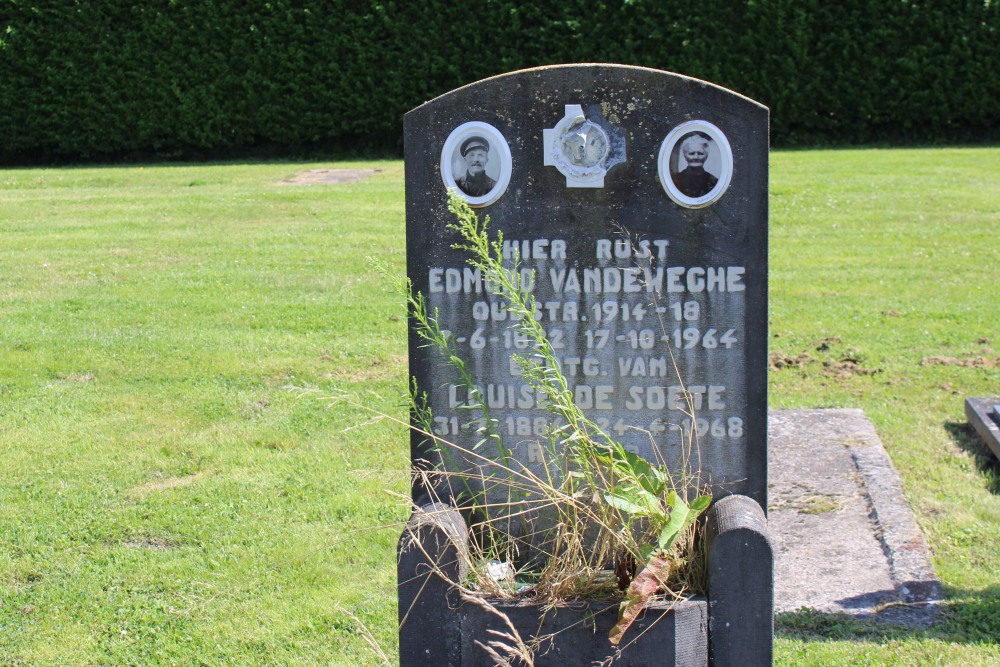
[657,121,733,209]
[440,122,512,207]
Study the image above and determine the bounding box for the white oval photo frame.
[441,122,512,207]
[657,121,733,209]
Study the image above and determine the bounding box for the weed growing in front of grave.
[405,191,711,643]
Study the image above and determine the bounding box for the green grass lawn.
[1,150,998,666]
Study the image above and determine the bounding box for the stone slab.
[769,409,942,626]
[965,397,1000,461]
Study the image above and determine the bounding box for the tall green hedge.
[1,1,997,162]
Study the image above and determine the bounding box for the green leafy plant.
[606,483,711,644]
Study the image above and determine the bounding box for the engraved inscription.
[425,235,748,467]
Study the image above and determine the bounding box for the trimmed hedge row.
[1,1,998,162]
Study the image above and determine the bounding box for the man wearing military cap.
[457,136,497,197]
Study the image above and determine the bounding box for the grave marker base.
[398,494,772,667]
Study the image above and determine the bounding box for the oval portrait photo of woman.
[658,121,733,209]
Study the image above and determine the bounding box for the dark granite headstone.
[405,64,768,510]
[401,65,772,666]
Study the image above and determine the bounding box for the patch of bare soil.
[769,351,812,370]
[814,336,842,352]
[770,347,881,380]
[823,357,881,380]
[921,355,999,369]
[9,570,42,591]
[277,168,381,185]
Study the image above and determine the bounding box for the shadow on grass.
[776,584,1000,645]
[945,421,1000,495]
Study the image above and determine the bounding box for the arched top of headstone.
[406,63,767,221]
[409,64,767,118]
